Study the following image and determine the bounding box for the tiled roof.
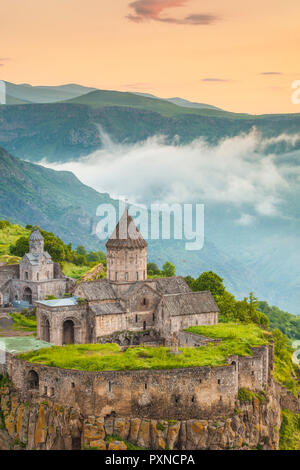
[163,291,219,316]
[106,209,147,249]
[90,302,125,316]
[121,281,159,300]
[23,252,52,266]
[154,276,191,295]
[74,279,117,301]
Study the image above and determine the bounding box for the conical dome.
[30,227,43,241]
[106,209,147,249]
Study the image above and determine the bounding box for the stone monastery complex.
[2,209,219,346]
[0,210,282,450]
[37,209,219,346]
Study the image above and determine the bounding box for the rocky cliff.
[0,380,282,450]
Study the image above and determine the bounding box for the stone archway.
[63,320,75,345]
[27,370,39,390]
[23,287,32,305]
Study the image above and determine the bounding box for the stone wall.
[0,380,282,450]
[178,331,221,347]
[5,344,273,421]
[11,278,67,303]
[95,311,156,338]
[156,300,218,338]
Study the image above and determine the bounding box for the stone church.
[35,210,219,346]
[0,228,72,307]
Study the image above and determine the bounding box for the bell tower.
[29,227,44,254]
[106,209,148,282]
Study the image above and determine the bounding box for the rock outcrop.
[0,380,282,450]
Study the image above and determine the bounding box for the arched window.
[27,370,39,390]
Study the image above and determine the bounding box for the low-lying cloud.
[39,128,300,226]
[127,0,219,25]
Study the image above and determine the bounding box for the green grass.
[279,409,300,450]
[187,323,300,394]
[18,324,269,371]
[104,434,146,450]
[61,262,91,279]
[0,222,29,257]
[9,313,37,332]
[273,355,300,396]
[185,322,270,346]
[238,388,267,404]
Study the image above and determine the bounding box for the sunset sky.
[1,0,300,113]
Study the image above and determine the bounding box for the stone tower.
[29,227,44,254]
[106,209,148,282]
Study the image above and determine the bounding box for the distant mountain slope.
[0,102,300,163]
[1,81,224,111]
[166,97,222,110]
[127,92,223,110]
[3,81,97,104]
[0,145,263,308]
[0,146,114,249]
[62,89,241,118]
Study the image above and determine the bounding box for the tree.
[191,271,225,298]
[10,236,29,257]
[184,275,194,289]
[0,220,11,229]
[216,290,237,321]
[76,245,87,256]
[162,261,176,278]
[147,263,161,276]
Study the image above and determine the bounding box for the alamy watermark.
[291,80,300,105]
[0,80,6,104]
[95,200,204,251]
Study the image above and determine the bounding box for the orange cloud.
[127,0,219,25]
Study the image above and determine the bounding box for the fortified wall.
[3,344,273,421]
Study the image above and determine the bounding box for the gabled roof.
[74,279,117,301]
[90,302,125,316]
[121,281,161,301]
[163,291,219,316]
[154,276,191,295]
[23,252,52,266]
[106,209,147,249]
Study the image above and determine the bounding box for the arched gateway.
[23,287,32,304]
[63,320,75,345]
